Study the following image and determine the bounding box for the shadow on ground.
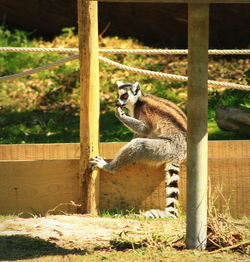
[0,235,86,261]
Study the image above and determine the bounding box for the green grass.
[208,121,249,140]
[0,25,249,144]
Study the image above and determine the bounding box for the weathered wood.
[216,105,250,135]
[186,3,209,250]
[77,0,100,215]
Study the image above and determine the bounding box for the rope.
[100,56,250,90]
[0,55,79,82]
[0,47,79,54]
[0,47,250,55]
[99,56,188,82]
[0,54,249,90]
[101,49,250,55]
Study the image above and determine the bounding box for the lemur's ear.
[131,82,140,95]
[116,81,124,87]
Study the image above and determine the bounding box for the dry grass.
[207,185,250,254]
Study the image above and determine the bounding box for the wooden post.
[77,0,100,215]
[186,3,209,250]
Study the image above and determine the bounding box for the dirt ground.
[0,215,185,250]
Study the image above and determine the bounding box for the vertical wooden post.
[77,0,100,215]
[186,4,209,250]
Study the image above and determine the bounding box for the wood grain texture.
[1,141,249,160]
[78,0,100,214]
[100,163,166,211]
[0,160,79,216]
[0,141,249,217]
[0,143,80,161]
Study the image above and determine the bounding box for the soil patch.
[0,215,185,250]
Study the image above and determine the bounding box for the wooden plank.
[77,0,100,215]
[208,140,250,158]
[0,141,249,161]
[0,157,249,217]
[100,163,166,211]
[179,158,250,218]
[0,143,80,160]
[208,158,250,218]
[0,160,79,216]
[100,142,127,159]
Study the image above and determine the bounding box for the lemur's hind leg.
[90,138,148,172]
[90,138,177,172]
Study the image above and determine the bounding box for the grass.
[208,121,249,140]
[0,213,249,262]
[0,240,246,262]
[0,26,250,144]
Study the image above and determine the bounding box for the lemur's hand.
[115,106,126,119]
[89,156,107,169]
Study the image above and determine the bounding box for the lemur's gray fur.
[90,81,187,218]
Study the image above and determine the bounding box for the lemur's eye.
[121,93,129,100]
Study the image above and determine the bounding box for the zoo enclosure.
[0,0,250,251]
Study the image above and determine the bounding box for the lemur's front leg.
[115,107,149,136]
[90,108,149,173]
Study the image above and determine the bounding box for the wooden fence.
[0,140,249,218]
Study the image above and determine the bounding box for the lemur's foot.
[143,209,177,219]
[89,156,108,169]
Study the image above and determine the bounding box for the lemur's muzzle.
[115,100,125,108]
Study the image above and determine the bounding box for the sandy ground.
[0,215,185,250]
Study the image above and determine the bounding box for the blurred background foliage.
[0,26,249,144]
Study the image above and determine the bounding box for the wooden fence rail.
[0,140,249,218]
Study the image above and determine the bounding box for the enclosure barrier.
[1,47,250,54]
[0,141,249,218]
[0,48,250,90]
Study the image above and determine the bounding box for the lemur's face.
[115,81,141,108]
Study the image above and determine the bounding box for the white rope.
[0,47,250,55]
[0,47,79,54]
[101,49,250,55]
[99,56,188,82]
[0,55,79,82]
[0,53,249,90]
[99,56,250,90]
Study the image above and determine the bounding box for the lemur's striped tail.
[165,163,180,218]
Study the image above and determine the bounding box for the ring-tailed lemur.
[90,81,187,218]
